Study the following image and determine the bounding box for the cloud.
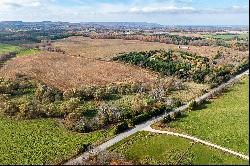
[126,6,196,14]
[0,0,248,25]
[0,0,45,9]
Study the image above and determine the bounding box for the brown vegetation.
[52,37,248,66]
[0,53,159,91]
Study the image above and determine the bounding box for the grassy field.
[52,36,248,62]
[15,49,44,58]
[154,76,249,155]
[0,53,159,91]
[0,115,115,165]
[202,34,249,40]
[109,131,248,165]
[0,44,22,55]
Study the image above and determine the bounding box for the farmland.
[109,131,248,165]
[51,36,248,62]
[1,36,246,91]
[51,36,176,60]
[0,23,249,165]
[202,33,249,40]
[0,43,22,56]
[15,49,44,58]
[153,76,249,155]
[0,115,115,165]
[0,52,159,91]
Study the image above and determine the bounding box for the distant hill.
[80,22,165,29]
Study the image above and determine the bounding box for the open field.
[202,34,249,40]
[109,131,248,165]
[0,43,22,56]
[153,76,249,155]
[15,49,44,58]
[0,115,115,165]
[0,37,248,91]
[51,37,248,64]
[0,53,159,91]
[51,37,176,60]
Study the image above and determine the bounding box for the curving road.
[65,70,249,165]
[143,126,249,160]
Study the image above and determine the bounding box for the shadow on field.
[194,100,212,111]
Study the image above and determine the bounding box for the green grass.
[110,131,248,165]
[163,77,249,155]
[15,49,44,58]
[203,34,249,40]
[0,115,115,165]
[0,44,22,55]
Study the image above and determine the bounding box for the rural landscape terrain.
[0,1,249,164]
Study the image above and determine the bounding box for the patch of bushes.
[86,150,133,165]
[113,50,245,85]
[188,100,198,111]
[129,104,172,126]
[0,75,185,135]
[63,83,150,102]
[35,83,63,103]
[64,112,81,130]
[161,114,172,124]
[3,101,20,117]
[60,97,81,114]
[17,100,47,119]
[170,111,182,120]
[114,121,129,134]
[161,111,182,124]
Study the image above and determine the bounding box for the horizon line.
[0,21,249,27]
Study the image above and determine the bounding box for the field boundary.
[65,69,249,165]
[143,126,249,160]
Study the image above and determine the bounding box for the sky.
[0,0,249,25]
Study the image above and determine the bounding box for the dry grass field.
[51,37,176,60]
[52,37,248,65]
[0,36,248,91]
[0,53,159,91]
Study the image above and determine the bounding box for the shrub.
[170,111,182,120]
[121,109,133,119]
[149,103,173,116]
[75,116,98,133]
[81,86,96,100]
[107,106,122,123]
[18,100,47,119]
[114,121,129,134]
[148,103,165,116]
[3,101,20,117]
[105,84,118,94]
[129,113,150,126]
[130,95,147,116]
[46,102,64,117]
[96,104,110,128]
[0,81,19,95]
[161,114,172,124]
[77,143,90,154]
[188,100,198,111]
[117,84,132,95]
[94,88,110,100]
[172,99,182,108]
[87,151,133,165]
[60,97,81,114]
[35,83,63,103]
[95,104,123,127]
[130,82,144,93]
[0,94,10,102]
[63,89,78,100]
[64,112,81,130]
